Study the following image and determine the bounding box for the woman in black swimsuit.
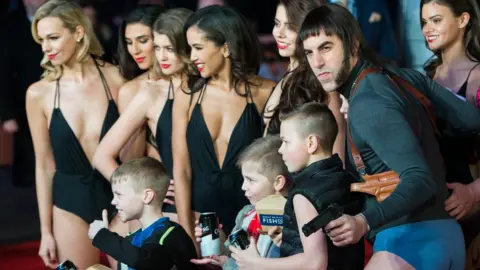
[422,1,480,268]
[27,1,124,268]
[173,5,276,240]
[93,8,194,221]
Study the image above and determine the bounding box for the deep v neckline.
[51,101,115,165]
[194,102,251,170]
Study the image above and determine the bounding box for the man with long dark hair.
[298,3,480,270]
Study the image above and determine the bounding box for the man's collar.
[339,58,365,99]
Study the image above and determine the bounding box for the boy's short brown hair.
[279,102,338,153]
[111,157,169,203]
[237,135,289,181]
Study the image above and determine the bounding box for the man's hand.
[88,209,109,239]
[324,214,368,247]
[2,119,18,133]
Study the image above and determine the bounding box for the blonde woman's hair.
[32,0,104,81]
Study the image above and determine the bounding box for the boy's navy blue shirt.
[93,218,197,270]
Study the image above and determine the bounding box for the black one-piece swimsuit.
[50,58,119,223]
[186,84,264,234]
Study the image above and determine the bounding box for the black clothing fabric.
[50,58,118,223]
[439,63,480,184]
[341,59,480,238]
[457,63,480,98]
[280,154,364,269]
[186,84,262,234]
[93,220,197,270]
[155,80,174,178]
[155,79,175,213]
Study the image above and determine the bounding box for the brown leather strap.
[347,67,438,172]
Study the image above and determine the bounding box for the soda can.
[199,212,221,257]
[228,229,250,250]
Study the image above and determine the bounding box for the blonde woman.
[26,0,124,268]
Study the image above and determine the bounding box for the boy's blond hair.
[111,157,169,203]
[237,135,289,181]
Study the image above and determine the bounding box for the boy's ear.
[273,175,287,192]
[143,188,156,204]
[306,134,320,154]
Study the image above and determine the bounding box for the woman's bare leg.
[53,206,100,269]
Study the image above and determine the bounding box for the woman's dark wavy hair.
[267,0,327,134]
[184,5,262,95]
[421,0,480,78]
[117,5,165,80]
[279,0,328,31]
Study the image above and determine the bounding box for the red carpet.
[0,239,372,269]
[0,241,110,270]
[0,241,47,270]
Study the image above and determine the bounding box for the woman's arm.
[26,84,56,236]
[117,82,148,162]
[92,85,155,180]
[172,87,194,240]
[327,91,346,164]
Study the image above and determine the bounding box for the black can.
[229,229,250,250]
[56,260,77,270]
[199,212,221,256]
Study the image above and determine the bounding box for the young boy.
[230,102,364,269]
[88,157,197,270]
[191,135,291,269]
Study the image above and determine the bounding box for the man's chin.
[320,81,339,92]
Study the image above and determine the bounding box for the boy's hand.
[88,209,109,240]
[190,255,228,267]
[194,220,203,243]
[194,219,224,243]
[230,237,260,270]
[266,226,282,247]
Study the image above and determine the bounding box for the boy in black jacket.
[88,157,197,270]
[230,102,363,270]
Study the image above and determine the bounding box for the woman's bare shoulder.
[98,61,126,87]
[254,76,277,90]
[26,79,54,101]
[251,76,277,100]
